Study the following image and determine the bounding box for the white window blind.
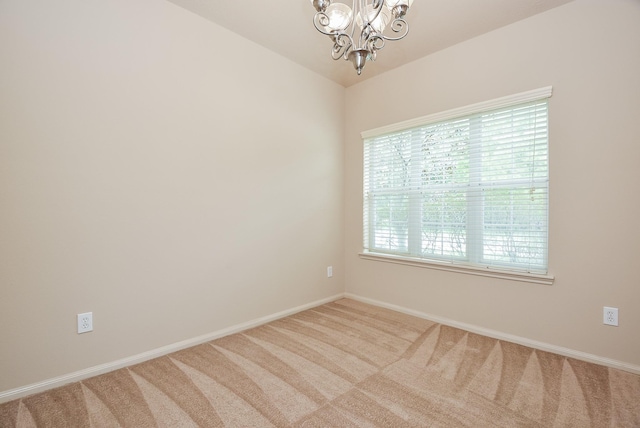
[363,90,550,275]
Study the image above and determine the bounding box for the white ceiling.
[165,0,574,87]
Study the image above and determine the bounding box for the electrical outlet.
[77,312,93,333]
[603,307,618,326]
[327,266,333,278]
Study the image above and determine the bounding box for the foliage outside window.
[363,93,550,275]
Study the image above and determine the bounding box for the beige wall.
[345,0,640,367]
[0,0,344,392]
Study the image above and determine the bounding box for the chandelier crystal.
[310,0,414,75]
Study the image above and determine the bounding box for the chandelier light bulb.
[387,0,413,17]
[324,3,353,32]
[355,4,391,33]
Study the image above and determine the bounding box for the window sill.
[359,252,555,285]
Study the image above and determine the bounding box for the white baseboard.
[345,293,640,375]
[0,293,346,404]
[4,291,637,404]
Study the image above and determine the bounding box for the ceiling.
[164,0,574,87]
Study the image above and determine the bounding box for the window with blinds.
[363,91,550,275]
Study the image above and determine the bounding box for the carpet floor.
[1,298,639,427]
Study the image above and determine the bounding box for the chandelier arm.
[377,18,409,41]
[331,33,355,61]
[357,25,370,50]
[365,0,385,29]
[312,12,335,36]
[348,0,358,43]
[365,34,386,56]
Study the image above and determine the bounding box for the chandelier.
[310,0,414,75]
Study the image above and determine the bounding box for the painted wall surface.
[0,0,344,391]
[345,0,640,366]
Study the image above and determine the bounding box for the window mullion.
[467,115,483,264]
[408,135,422,256]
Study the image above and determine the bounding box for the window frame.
[360,87,554,285]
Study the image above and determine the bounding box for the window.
[362,88,551,279]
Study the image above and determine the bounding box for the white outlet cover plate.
[603,307,618,326]
[77,312,93,333]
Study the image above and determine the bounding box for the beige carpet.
[1,298,639,427]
